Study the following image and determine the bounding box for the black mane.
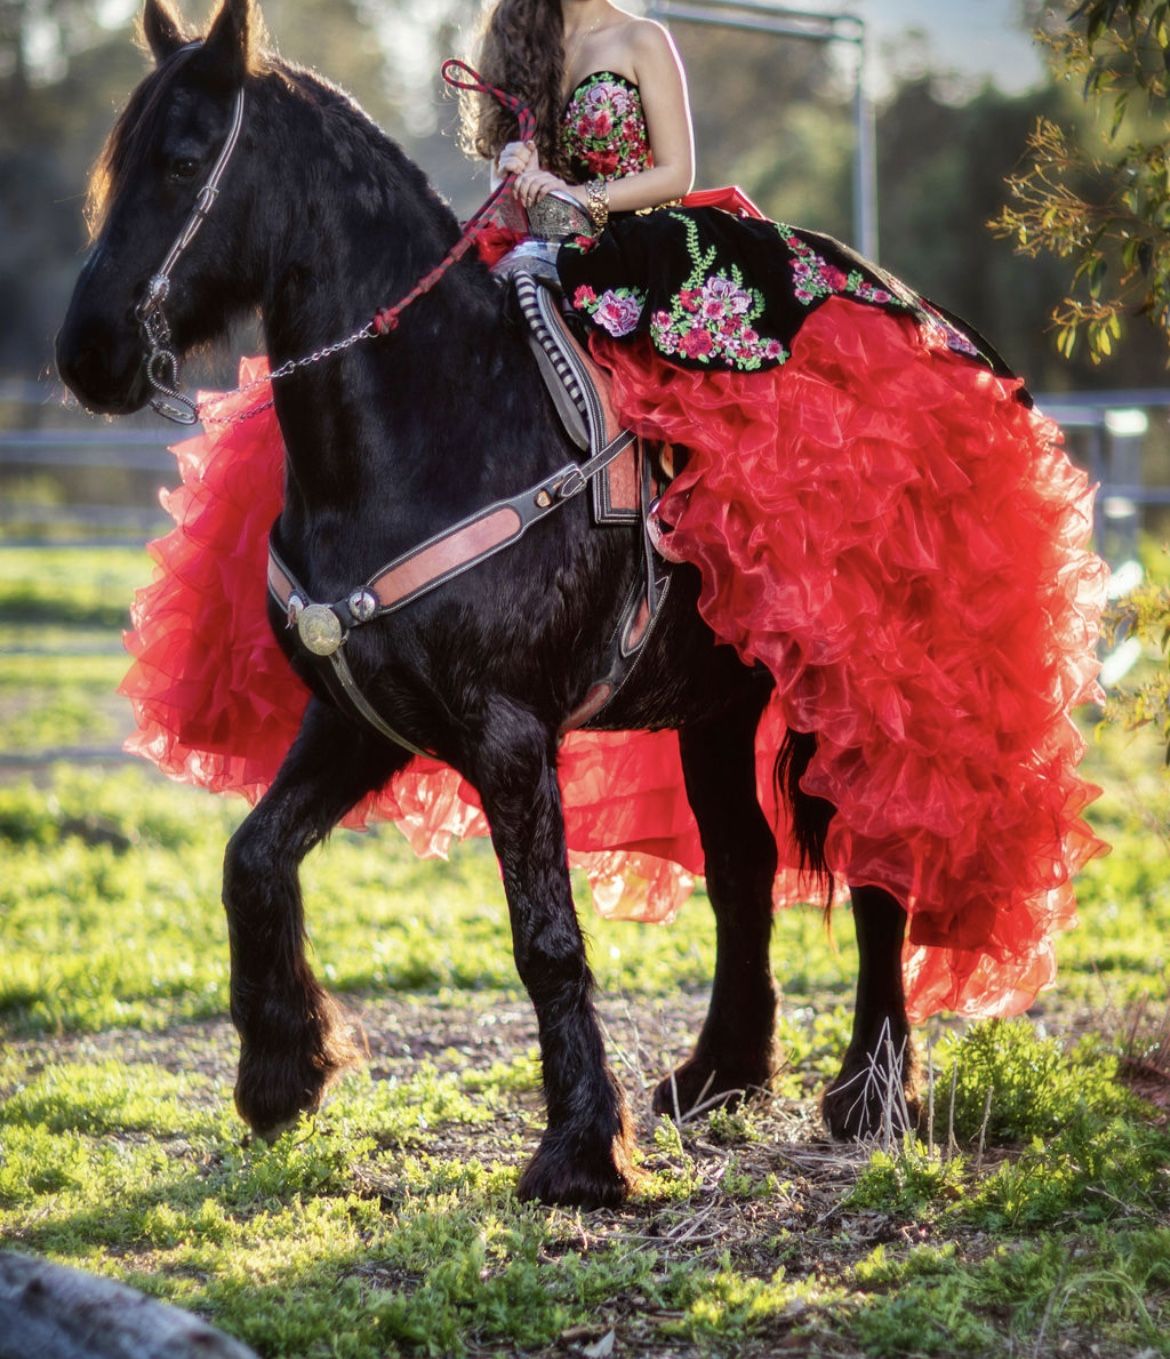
[271,61,465,241]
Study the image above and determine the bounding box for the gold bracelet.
[586,178,610,231]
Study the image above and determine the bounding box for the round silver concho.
[297,603,344,656]
[348,589,378,623]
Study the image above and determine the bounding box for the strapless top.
[561,71,653,184]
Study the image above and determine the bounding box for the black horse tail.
[773,728,835,910]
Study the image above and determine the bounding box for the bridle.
[135,44,247,424]
[132,54,533,426]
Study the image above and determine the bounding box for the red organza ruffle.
[592,298,1108,1017]
[121,297,1108,1020]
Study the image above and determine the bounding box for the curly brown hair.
[460,0,566,175]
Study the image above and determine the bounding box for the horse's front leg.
[822,885,919,1139]
[223,698,408,1139]
[470,699,636,1208]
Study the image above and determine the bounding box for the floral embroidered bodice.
[552,76,1002,375]
[561,71,652,184]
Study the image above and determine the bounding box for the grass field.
[1,543,1169,1358]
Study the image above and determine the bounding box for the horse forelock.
[85,44,201,241]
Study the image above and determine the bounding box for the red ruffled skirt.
[121,298,1108,1020]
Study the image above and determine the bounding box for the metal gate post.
[644,0,877,259]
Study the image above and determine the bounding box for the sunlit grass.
[1,1014,1166,1357]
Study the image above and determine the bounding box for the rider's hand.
[514,168,571,209]
[497,139,537,178]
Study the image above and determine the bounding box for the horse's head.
[57,0,263,414]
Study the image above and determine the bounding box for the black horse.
[58,0,914,1207]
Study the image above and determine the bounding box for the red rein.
[371,61,536,337]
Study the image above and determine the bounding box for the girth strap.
[513,273,640,526]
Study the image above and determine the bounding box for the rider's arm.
[513,21,695,214]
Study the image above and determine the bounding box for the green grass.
[0,765,870,1035]
[2,1015,1165,1357]
[2,544,1169,1357]
[0,546,146,629]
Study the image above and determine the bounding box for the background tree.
[995,0,1170,761]
[995,0,1170,364]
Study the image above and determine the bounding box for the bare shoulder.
[625,17,679,64]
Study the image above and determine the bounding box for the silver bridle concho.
[135,44,247,425]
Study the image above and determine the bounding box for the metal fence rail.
[2,384,1169,560]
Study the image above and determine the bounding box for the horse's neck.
[258,84,546,554]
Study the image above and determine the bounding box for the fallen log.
[0,1252,258,1359]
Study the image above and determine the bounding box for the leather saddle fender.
[509,271,671,731]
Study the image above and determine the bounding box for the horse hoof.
[822,1044,919,1141]
[233,1044,335,1139]
[251,1114,304,1145]
[233,1000,365,1138]
[237,1075,324,1142]
[651,1051,774,1122]
[517,1135,636,1209]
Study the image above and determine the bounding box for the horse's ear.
[140,0,192,63]
[198,0,259,84]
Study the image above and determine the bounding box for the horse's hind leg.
[822,885,919,1139]
[653,692,779,1119]
[469,697,634,1208]
[223,699,407,1139]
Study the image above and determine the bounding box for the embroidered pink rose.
[573,284,597,308]
[823,265,848,290]
[856,283,892,305]
[703,277,752,315]
[593,289,645,336]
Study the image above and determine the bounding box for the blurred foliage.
[1103,573,1170,766]
[995,0,1170,365]
[879,49,1170,389]
[991,2,1170,766]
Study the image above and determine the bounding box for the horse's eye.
[169,157,200,181]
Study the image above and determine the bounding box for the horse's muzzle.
[55,316,152,415]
